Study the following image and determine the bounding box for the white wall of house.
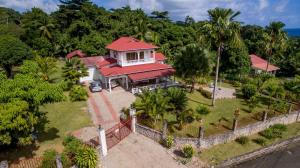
[79,66,96,83]
[110,49,155,67]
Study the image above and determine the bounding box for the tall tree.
[0,35,32,77]
[203,8,241,106]
[263,21,288,72]
[174,44,211,92]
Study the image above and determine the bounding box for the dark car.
[89,81,102,92]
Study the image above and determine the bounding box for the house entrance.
[105,118,132,150]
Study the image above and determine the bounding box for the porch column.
[130,108,136,133]
[108,78,111,93]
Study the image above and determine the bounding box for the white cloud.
[259,0,269,10]
[0,0,58,13]
[275,0,289,12]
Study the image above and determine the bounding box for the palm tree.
[134,89,171,125]
[34,54,57,81]
[39,18,55,40]
[166,87,188,119]
[63,57,88,85]
[134,19,151,41]
[204,8,242,106]
[263,22,287,72]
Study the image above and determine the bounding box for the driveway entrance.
[103,134,186,168]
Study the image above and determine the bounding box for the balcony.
[125,58,154,65]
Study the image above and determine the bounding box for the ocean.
[285,28,300,37]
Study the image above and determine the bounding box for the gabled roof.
[250,54,280,72]
[155,52,166,61]
[106,37,158,52]
[96,57,117,68]
[99,63,174,77]
[80,56,104,67]
[66,50,87,59]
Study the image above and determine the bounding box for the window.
[139,52,144,60]
[150,50,154,58]
[113,51,118,58]
[126,52,138,61]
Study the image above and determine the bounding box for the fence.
[136,110,300,149]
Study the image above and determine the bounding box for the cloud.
[275,0,289,12]
[259,0,269,10]
[0,0,58,13]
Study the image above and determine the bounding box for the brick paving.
[87,86,136,130]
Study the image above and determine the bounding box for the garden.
[135,74,299,138]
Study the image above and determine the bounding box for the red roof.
[96,57,117,68]
[250,54,280,72]
[80,56,104,67]
[129,69,175,82]
[155,52,166,61]
[106,37,158,51]
[99,63,174,77]
[66,50,86,59]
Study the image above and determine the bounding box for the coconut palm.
[39,18,55,40]
[263,22,287,72]
[63,57,88,85]
[34,54,57,81]
[166,87,188,119]
[203,8,242,106]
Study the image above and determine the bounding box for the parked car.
[89,81,102,92]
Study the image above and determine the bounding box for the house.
[250,54,280,74]
[73,37,176,93]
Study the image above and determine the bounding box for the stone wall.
[136,124,162,142]
[200,110,300,149]
[216,135,300,168]
[136,110,300,149]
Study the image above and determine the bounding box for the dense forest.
[0,0,299,78]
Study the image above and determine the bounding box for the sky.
[0,0,299,28]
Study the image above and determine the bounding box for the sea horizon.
[285,28,300,37]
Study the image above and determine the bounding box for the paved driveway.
[87,86,136,130]
[103,134,187,168]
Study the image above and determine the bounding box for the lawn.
[0,59,92,162]
[139,82,276,138]
[199,122,300,165]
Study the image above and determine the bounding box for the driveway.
[87,86,136,130]
[103,133,186,168]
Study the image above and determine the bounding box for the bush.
[233,81,241,87]
[41,149,57,168]
[259,124,287,139]
[235,136,249,145]
[63,136,83,157]
[195,104,211,115]
[253,138,267,146]
[75,147,98,168]
[198,87,212,99]
[164,135,174,148]
[241,84,257,99]
[69,85,88,101]
[182,144,194,158]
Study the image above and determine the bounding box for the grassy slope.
[200,122,300,165]
[0,60,92,161]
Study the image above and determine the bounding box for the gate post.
[130,108,136,133]
[98,125,108,156]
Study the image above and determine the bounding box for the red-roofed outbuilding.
[250,54,280,73]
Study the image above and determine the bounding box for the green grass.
[199,122,300,165]
[0,59,92,161]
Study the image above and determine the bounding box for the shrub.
[41,149,57,168]
[61,153,72,168]
[198,87,212,99]
[259,124,287,139]
[241,84,257,99]
[164,135,174,148]
[63,136,83,157]
[248,95,260,112]
[233,81,241,87]
[75,147,98,168]
[235,136,249,145]
[271,124,287,132]
[69,85,88,101]
[196,104,211,115]
[253,138,267,146]
[182,144,194,158]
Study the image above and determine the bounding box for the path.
[103,133,187,168]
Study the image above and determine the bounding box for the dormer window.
[126,52,138,61]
